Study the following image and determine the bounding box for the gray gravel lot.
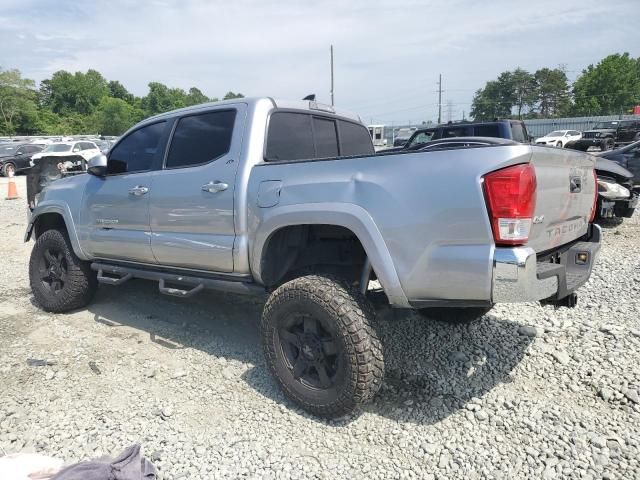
[1,176,639,479]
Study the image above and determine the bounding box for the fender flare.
[26,202,89,261]
[250,202,410,307]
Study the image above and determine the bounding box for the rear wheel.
[2,162,16,177]
[419,306,492,324]
[29,229,97,312]
[261,274,383,418]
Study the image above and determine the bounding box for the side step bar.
[92,262,266,298]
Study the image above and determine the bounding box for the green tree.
[223,91,244,100]
[141,82,188,115]
[470,68,536,120]
[185,87,210,106]
[91,97,136,135]
[108,80,135,104]
[41,69,109,115]
[470,80,513,120]
[533,68,571,117]
[572,53,640,116]
[0,67,38,134]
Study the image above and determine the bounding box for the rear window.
[339,120,374,156]
[313,117,339,158]
[266,113,315,161]
[265,112,373,161]
[510,122,527,143]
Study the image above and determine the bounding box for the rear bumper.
[492,224,601,303]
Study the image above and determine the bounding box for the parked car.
[30,141,101,169]
[571,119,640,151]
[0,143,44,176]
[592,158,638,220]
[596,140,640,185]
[385,119,531,152]
[535,130,582,148]
[26,97,600,418]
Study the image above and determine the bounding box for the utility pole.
[437,74,442,124]
[330,45,335,106]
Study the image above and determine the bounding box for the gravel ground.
[1,175,639,479]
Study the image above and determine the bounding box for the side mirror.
[87,153,107,177]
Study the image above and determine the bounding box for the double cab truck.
[26,98,601,417]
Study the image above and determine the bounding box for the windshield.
[547,131,566,137]
[0,145,18,155]
[594,121,618,129]
[408,130,436,147]
[43,144,72,153]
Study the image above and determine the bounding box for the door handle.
[129,185,149,196]
[201,181,228,193]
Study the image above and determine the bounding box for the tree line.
[470,53,640,121]
[0,67,243,136]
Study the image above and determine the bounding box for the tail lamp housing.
[483,163,537,246]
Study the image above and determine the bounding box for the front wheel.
[601,138,615,151]
[261,274,384,418]
[29,229,97,312]
[556,141,563,148]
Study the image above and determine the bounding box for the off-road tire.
[261,274,384,418]
[29,229,97,313]
[2,162,16,177]
[419,306,492,324]
[601,138,615,151]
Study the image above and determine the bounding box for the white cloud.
[1,0,638,123]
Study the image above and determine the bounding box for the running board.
[91,262,266,297]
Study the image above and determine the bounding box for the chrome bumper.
[492,225,602,303]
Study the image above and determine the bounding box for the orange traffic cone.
[5,170,18,200]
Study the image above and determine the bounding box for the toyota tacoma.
[26,97,601,417]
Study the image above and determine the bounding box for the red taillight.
[483,163,537,246]
[589,169,598,223]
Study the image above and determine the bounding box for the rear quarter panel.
[247,145,534,304]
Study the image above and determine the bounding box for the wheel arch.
[250,203,409,307]
[26,204,89,261]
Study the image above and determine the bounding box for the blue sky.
[1,0,639,124]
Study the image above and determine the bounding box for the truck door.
[148,105,246,272]
[82,121,169,263]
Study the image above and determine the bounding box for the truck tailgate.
[527,147,596,253]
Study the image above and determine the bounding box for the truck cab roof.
[143,97,362,125]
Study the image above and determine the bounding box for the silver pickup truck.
[26,97,601,417]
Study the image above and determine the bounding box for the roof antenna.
[303,94,316,101]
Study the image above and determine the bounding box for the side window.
[107,121,166,175]
[266,113,315,161]
[313,117,338,158]
[166,110,236,169]
[339,120,375,156]
[474,125,500,137]
[441,126,468,138]
[72,143,82,153]
[510,123,527,143]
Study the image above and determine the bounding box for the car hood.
[595,157,633,179]
[584,129,616,134]
[32,151,75,160]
